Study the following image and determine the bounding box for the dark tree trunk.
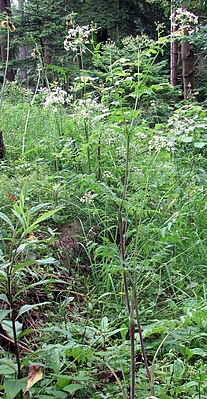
[0,131,5,159]
[18,0,27,81]
[170,2,178,86]
[181,29,195,99]
[181,5,195,100]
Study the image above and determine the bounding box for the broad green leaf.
[179,344,193,362]
[0,358,17,372]
[107,327,128,337]
[142,321,166,338]
[160,226,167,238]
[16,302,49,319]
[100,316,109,329]
[0,309,11,323]
[0,262,11,270]
[172,358,185,379]
[13,260,35,273]
[120,323,128,340]
[181,136,193,143]
[191,347,207,357]
[29,203,50,215]
[0,294,10,305]
[0,212,14,230]
[0,365,15,376]
[34,396,55,399]
[47,391,67,399]
[63,384,82,393]
[24,208,62,235]
[36,257,58,265]
[2,320,22,339]
[11,209,25,229]
[20,185,27,208]
[194,142,207,148]
[16,241,39,255]
[15,278,67,296]
[4,378,27,399]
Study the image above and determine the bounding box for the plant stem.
[84,121,92,174]
[118,130,136,399]
[129,305,135,399]
[22,67,41,156]
[133,288,152,394]
[0,19,10,128]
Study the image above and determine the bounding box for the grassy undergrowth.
[1,35,207,399]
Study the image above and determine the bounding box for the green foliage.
[1,25,207,399]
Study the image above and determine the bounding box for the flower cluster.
[73,98,108,123]
[171,8,198,34]
[103,170,112,178]
[41,87,72,111]
[64,24,97,53]
[80,191,98,204]
[148,135,175,152]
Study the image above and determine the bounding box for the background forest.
[1,1,207,399]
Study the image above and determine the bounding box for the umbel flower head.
[64,23,97,53]
[171,8,198,34]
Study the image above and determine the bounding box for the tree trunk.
[181,38,195,100]
[170,2,178,86]
[0,0,15,81]
[0,131,5,159]
[18,0,27,81]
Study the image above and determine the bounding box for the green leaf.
[0,358,17,373]
[100,316,109,329]
[24,208,62,235]
[0,294,10,305]
[36,257,58,265]
[120,323,128,340]
[11,209,25,229]
[4,378,27,399]
[29,203,50,215]
[35,397,55,399]
[0,212,14,230]
[191,347,207,357]
[15,278,66,297]
[13,260,35,273]
[0,309,12,323]
[107,327,128,337]
[16,302,49,319]
[16,241,39,255]
[0,365,15,376]
[181,136,193,143]
[63,384,82,393]
[0,262,11,270]
[194,142,207,148]
[35,396,56,399]
[173,358,185,379]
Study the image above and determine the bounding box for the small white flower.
[64,24,96,53]
[80,191,98,204]
[148,135,175,152]
[43,87,73,109]
[103,170,112,178]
